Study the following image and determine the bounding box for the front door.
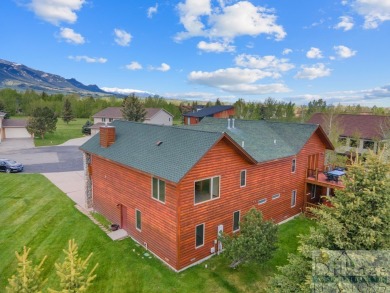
[120,205,128,230]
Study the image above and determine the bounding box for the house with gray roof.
[80,117,337,271]
[183,105,234,125]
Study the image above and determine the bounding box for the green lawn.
[34,118,88,147]
[0,174,314,292]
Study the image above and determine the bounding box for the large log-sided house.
[80,117,340,271]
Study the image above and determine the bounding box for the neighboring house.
[307,113,390,154]
[0,111,31,142]
[183,105,234,125]
[80,117,338,272]
[90,107,173,135]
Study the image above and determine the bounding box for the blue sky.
[1,0,390,106]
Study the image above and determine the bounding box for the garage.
[2,119,32,139]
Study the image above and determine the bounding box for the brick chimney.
[100,125,116,148]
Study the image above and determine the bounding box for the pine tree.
[6,247,47,293]
[121,94,146,122]
[49,239,98,293]
[62,99,74,124]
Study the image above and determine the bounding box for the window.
[135,209,141,231]
[338,136,347,145]
[240,170,246,187]
[102,118,106,122]
[258,198,267,205]
[152,177,166,203]
[363,140,375,150]
[109,118,113,122]
[291,190,297,207]
[272,193,280,200]
[194,176,220,204]
[195,224,204,247]
[233,211,240,232]
[350,138,358,148]
[311,185,316,199]
[291,159,296,173]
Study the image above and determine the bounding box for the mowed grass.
[0,174,314,292]
[34,118,88,146]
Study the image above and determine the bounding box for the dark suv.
[0,159,24,173]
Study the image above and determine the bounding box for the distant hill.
[0,59,108,96]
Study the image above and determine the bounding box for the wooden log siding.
[213,108,235,118]
[90,155,179,268]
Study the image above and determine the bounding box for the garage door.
[4,127,31,138]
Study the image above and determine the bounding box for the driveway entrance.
[0,138,34,152]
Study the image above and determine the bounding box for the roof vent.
[274,139,277,144]
[242,141,245,148]
[231,118,235,129]
[156,141,163,146]
[227,118,231,129]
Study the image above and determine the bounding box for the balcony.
[306,168,345,189]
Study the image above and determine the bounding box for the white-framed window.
[272,193,280,200]
[258,198,267,205]
[195,224,204,248]
[135,209,142,231]
[291,158,296,173]
[233,211,240,232]
[240,170,246,187]
[152,177,166,203]
[109,118,113,122]
[291,190,297,207]
[194,176,220,204]
[102,118,106,122]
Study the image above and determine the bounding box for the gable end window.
[152,177,166,203]
[194,176,220,204]
[135,209,142,231]
[291,190,297,207]
[195,224,204,248]
[233,211,240,232]
[240,170,246,187]
[291,159,296,173]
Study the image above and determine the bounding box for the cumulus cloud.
[197,41,235,52]
[234,54,294,74]
[295,63,331,80]
[147,3,158,18]
[333,45,357,58]
[68,56,107,63]
[352,0,390,29]
[28,0,85,25]
[282,48,292,55]
[306,47,323,59]
[114,29,132,46]
[58,28,85,44]
[175,0,286,41]
[125,62,142,70]
[334,16,354,31]
[150,63,171,72]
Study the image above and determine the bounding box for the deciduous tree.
[27,107,58,139]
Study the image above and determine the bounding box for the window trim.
[291,158,296,173]
[240,170,246,187]
[152,177,166,203]
[258,198,267,205]
[195,223,205,248]
[233,210,240,232]
[135,209,142,231]
[291,190,297,207]
[194,175,221,205]
[272,193,280,200]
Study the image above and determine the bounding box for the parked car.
[0,159,24,173]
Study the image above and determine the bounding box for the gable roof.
[182,117,331,162]
[307,113,390,140]
[92,107,173,120]
[183,105,233,118]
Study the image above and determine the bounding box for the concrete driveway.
[0,138,35,151]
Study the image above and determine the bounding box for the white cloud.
[352,0,390,29]
[295,63,331,80]
[114,29,132,46]
[150,63,171,72]
[197,41,235,52]
[28,0,85,25]
[125,62,142,70]
[334,16,354,31]
[333,45,357,58]
[234,54,294,73]
[147,3,158,18]
[59,27,85,44]
[306,47,323,59]
[175,0,286,41]
[282,48,292,55]
[68,56,107,63]
[101,87,150,95]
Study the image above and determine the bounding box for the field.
[0,174,314,292]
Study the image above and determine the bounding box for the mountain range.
[0,59,109,96]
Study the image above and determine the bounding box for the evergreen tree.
[62,98,74,124]
[27,107,58,139]
[81,120,93,135]
[218,208,278,268]
[270,151,390,291]
[121,94,146,122]
[215,98,222,106]
[49,239,98,293]
[6,247,47,293]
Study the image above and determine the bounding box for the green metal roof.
[80,120,223,183]
[180,117,319,163]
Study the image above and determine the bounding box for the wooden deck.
[306,169,345,189]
